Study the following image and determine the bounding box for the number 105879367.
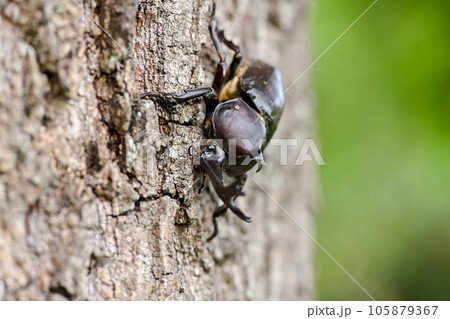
[368,305,438,316]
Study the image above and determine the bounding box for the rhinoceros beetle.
[142,3,285,241]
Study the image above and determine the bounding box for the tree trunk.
[0,0,315,300]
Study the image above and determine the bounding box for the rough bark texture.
[0,0,315,300]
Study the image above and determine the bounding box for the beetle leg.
[193,142,250,241]
[207,204,227,242]
[198,171,207,194]
[210,19,227,91]
[216,30,243,84]
[141,87,212,105]
[227,174,247,196]
[205,163,252,223]
[199,143,251,222]
[210,21,243,91]
[217,198,250,224]
[209,0,225,61]
[142,88,219,133]
[207,174,247,241]
[210,19,226,64]
[189,146,208,194]
[217,30,241,54]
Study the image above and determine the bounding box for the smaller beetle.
[142,2,285,240]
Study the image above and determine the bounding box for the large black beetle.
[142,3,285,240]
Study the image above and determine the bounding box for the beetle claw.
[256,160,263,173]
[227,200,252,223]
[252,153,265,173]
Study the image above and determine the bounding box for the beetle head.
[200,140,226,165]
[189,140,226,176]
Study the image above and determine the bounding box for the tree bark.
[0,0,315,300]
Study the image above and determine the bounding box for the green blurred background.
[310,0,450,300]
